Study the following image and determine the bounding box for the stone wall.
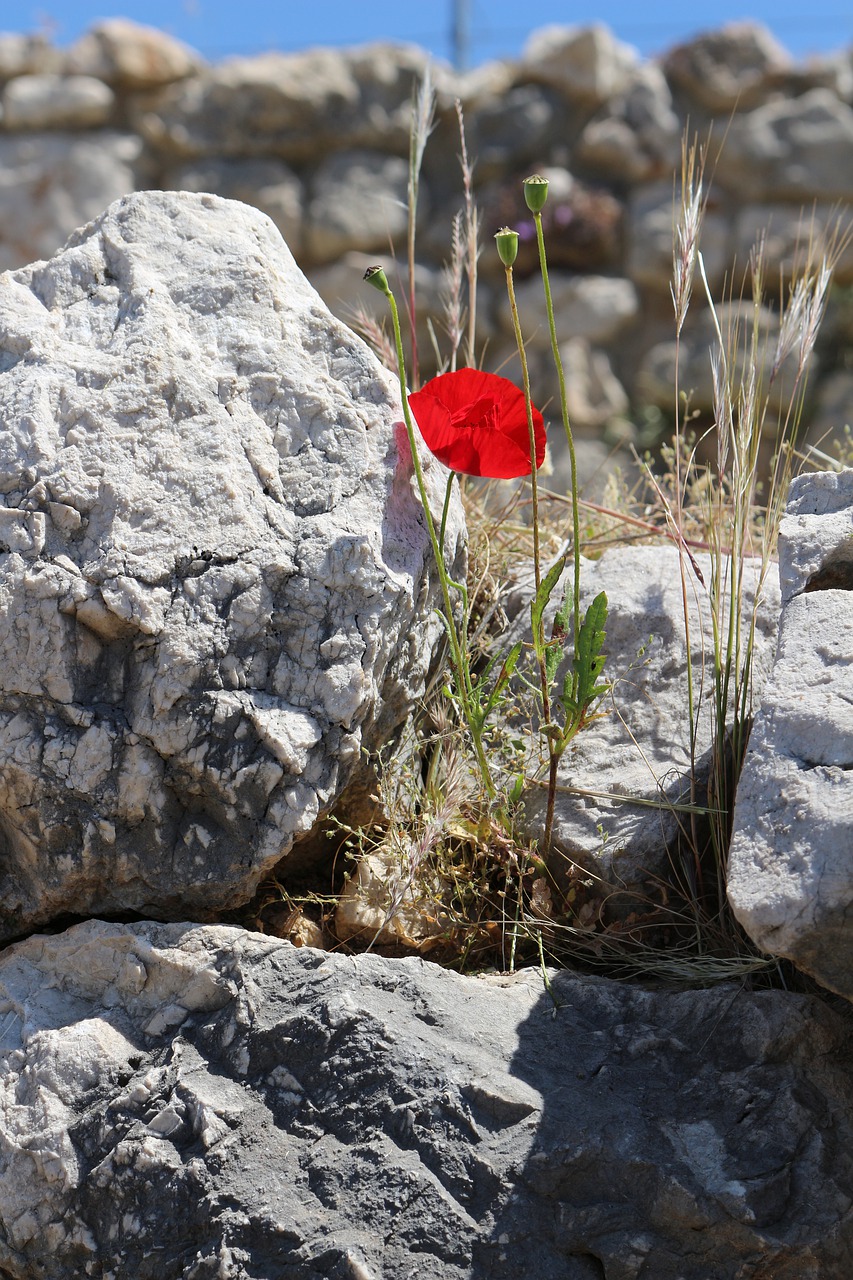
[1,17,852,462]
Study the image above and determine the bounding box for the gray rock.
[304,150,411,265]
[0,132,141,272]
[661,22,793,112]
[2,74,115,130]
[64,18,203,88]
[575,63,680,183]
[716,89,853,201]
[558,336,630,431]
[627,180,731,293]
[804,372,853,460]
[509,544,780,895]
[132,43,435,161]
[777,468,853,603]
[0,190,464,941]
[728,471,853,999]
[637,301,806,417]
[165,156,304,254]
[0,918,850,1278]
[0,33,60,81]
[499,273,639,349]
[519,24,640,105]
[733,202,853,287]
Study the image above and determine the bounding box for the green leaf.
[562,590,609,719]
[530,556,566,655]
[483,640,523,718]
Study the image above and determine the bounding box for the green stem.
[439,471,456,553]
[503,264,542,598]
[380,281,495,800]
[503,261,557,854]
[533,210,581,700]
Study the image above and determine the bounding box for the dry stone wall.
[0,17,852,460]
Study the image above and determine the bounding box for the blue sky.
[18,0,853,67]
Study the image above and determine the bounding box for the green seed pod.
[494,226,519,268]
[523,174,549,213]
[363,265,390,293]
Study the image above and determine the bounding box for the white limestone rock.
[0,918,850,1279]
[661,22,793,112]
[519,24,640,105]
[64,18,203,88]
[0,189,465,941]
[164,156,304,255]
[575,63,681,183]
[499,273,639,349]
[2,73,114,130]
[0,33,60,80]
[0,132,140,273]
[627,180,730,293]
[304,149,411,264]
[728,471,853,998]
[508,544,780,896]
[716,89,853,201]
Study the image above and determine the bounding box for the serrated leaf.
[530,556,566,653]
[562,590,609,720]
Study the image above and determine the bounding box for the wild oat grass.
[247,96,850,990]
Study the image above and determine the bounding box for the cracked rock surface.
[728,471,853,998]
[0,920,851,1279]
[0,190,464,941]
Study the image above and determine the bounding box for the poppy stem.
[501,265,542,599]
[502,260,555,852]
[368,271,496,801]
[531,209,581,702]
[439,471,456,553]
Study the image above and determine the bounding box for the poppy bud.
[523,174,549,213]
[494,227,519,268]
[363,265,390,293]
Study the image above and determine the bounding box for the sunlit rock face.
[0,189,464,940]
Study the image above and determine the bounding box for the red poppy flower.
[408,368,546,480]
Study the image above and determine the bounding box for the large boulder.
[0,919,850,1279]
[728,471,853,999]
[0,189,464,941]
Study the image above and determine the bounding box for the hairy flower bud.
[523,174,549,213]
[494,227,519,268]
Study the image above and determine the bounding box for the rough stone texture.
[575,64,680,183]
[716,89,853,200]
[1,74,114,131]
[132,43,435,162]
[0,189,464,942]
[0,34,60,81]
[559,337,630,431]
[304,150,410,264]
[637,301,806,417]
[733,202,853,286]
[508,545,780,895]
[0,132,140,273]
[776,468,853,604]
[500,274,639,348]
[626,181,731,292]
[0,919,851,1280]
[661,22,793,112]
[519,23,640,105]
[64,18,203,89]
[164,156,304,255]
[728,471,853,999]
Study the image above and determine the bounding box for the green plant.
[269,85,850,990]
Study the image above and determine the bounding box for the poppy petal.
[408,368,545,480]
